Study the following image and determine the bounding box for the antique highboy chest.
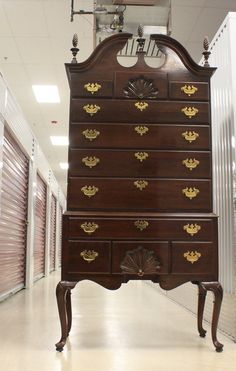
[56,32,223,352]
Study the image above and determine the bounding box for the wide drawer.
[67,216,215,240]
[69,149,211,178]
[172,242,216,274]
[66,240,111,274]
[71,99,210,123]
[112,241,169,275]
[69,124,210,150]
[169,82,209,101]
[68,178,212,212]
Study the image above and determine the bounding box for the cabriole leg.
[55,281,76,351]
[196,282,207,337]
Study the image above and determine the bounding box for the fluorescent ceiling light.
[32,85,60,103]
[50,136,69,146]
[60,162,69,170]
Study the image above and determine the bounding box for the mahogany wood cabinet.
[56,33,223,352]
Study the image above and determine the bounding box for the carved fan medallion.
[120,246,161,277]
[123,75,158,99]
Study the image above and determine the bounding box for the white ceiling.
[0,0,236,195]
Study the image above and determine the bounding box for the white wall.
[150,13,236,341]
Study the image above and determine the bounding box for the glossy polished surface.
[0,272,235,371]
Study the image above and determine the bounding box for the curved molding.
[65,33,132,77]
[150,34,216,76]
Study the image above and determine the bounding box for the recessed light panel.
[50,136,69,146]
[59,162,69,170]
[32,85,60,103]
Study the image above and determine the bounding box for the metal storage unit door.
[58,206,63,268]
[34,174,47,280]
[50,194,56,271]
[0,129,29,297]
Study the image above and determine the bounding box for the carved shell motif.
[120,246,161,277]
[123,76,158,99]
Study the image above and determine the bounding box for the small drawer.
[67,240,111,274]
[115,71,167,99]
[169,82,209,101]
[69,149,211,179]
[70,78,113,98]
[172,242,216,274]
[71,99,210,124]
[112,241,169,275]
[70,124,211,150]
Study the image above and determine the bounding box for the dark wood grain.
[70,123,211,150]
[169,81,209,101]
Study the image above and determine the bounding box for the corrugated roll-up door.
[58,206,63,267]
[34,174,47,280]
[50,194,56,271]
[0,129,29,297]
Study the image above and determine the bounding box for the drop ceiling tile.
[171,6,203,44]
[43,1,94,38]
[15,37,53,63]
[184,42,203,63]
[189,7,228,43]
[3,1,48,37]
[0,63,29,86]
[0,4,12,36]
[172,0,206,6]
[205,0,236,9]
[25,64,57,84]
[0,37,22,63]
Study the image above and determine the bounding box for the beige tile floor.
[0,271,236,371]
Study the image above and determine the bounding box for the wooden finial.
[70,33,79,63]
[137,24,145,52]
[202,36,210,67]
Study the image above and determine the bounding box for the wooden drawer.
[69,149,211,178]
[67,216,216,241]
[112,241,169,275]
[70,124,210,150]
[169,82,209,101]
[66,240,111,274]
[70,78,113,98]
[68,178,212,212]
[71,99,210,123]
[172,242,216,274]
[114,71,167,99]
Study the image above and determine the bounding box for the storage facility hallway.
[0,272,235,371]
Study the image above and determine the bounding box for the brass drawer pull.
[134,180,148,190]
[183,223,201,236]
[135,125,149,136]
[182,158,200,170]
[80,250,99,263]
[82,129,100,141]
[183,251,201,264]
[181,85,198,96]
[135,152,149,162]
[80,222,99,234]
[84,83,101,94]
[82,156,100,168]
[182,187,200,200]
[81,185,99,197]
[135,101,148,111]
[182,131,199,143]
[181,106,199,118]
[134,220,149,231]
[83,104,101,116]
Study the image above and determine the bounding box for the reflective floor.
[0,272,236,371]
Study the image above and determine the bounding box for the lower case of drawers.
[64,239,217,279]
